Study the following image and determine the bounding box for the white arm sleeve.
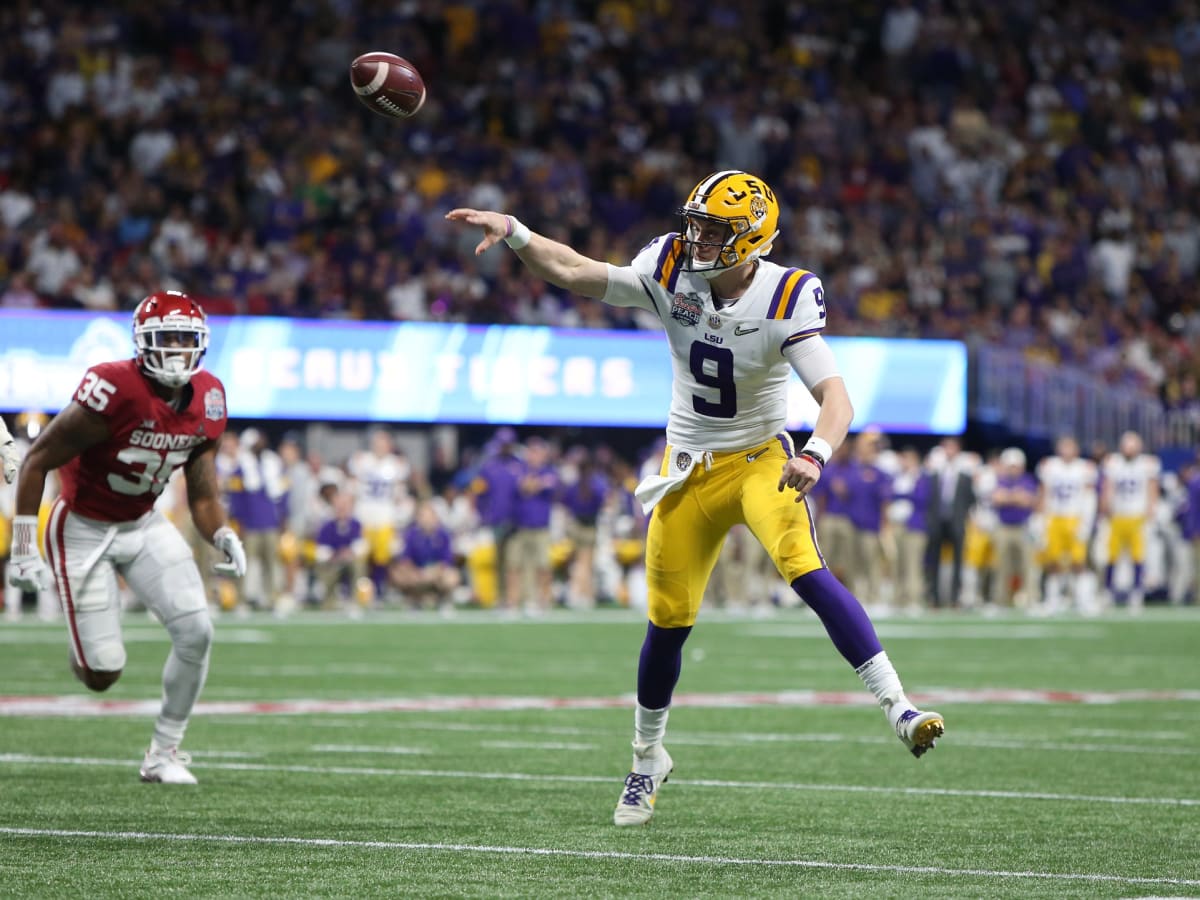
[783,334,840,391]
[601,263,657,312]
[0,416,11,443]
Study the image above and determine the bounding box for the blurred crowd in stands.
[4,419,1199,620]
[1,0,1200,419]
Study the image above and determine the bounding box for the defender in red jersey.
[8,291,246,784]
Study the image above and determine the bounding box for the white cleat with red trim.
[140,746,198,784]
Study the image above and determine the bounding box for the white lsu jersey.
[349,451,411,527]
[603,233,827,451]
[1037,456,1098,517]
[1102,453,1160,517]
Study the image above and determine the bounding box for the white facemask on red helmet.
[133,290,209,388]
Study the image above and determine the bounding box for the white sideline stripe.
[1,754,1195,807]
[0,827,1195,886]
[4,687,1199,718]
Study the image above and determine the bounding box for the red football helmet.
[133,290,209,388]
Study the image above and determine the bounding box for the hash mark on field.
[0,754,1195,808]
[0,827,1195,886]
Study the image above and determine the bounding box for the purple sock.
[791,568,883,668]
[636,621,692,709]
[1105,564,1115,590]
[1133,563,1144,589]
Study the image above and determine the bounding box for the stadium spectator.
[0,0,1194,424]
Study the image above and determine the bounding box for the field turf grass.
[0,607,1197,898]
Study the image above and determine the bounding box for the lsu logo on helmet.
[677,171,781,279]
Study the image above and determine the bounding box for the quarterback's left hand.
[0,437,18,484]
[212,526,247,578]
[778,456,822,502]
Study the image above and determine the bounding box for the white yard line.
[3,687,1198,719]
[0,826,1194,886]
[309,744,427,755]
[478,740,598,751]
[0,753,1195,808]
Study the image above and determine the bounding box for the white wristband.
[12,515,39,557]
[503,216,532,250]
[802,436,833,466]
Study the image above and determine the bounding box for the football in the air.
[349,52,426,119]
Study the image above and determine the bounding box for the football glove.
[0,436,18,484]
[212,526,247,578]
[8,515,51,592]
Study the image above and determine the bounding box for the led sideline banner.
[0,311,966,433]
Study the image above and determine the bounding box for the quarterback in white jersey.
[447,169,943,827]
[1100,431,1159,607]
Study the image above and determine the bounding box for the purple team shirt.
[516,463,558,529]
[562,473,609,525]
[816,459,852,518]
[994,473,1039,526]
[475,454,523,527]
[892,471,932,533]
[401,523,455,567]
[1185,472,1200,541]
[844,461,892,532]
[316,517,362,554]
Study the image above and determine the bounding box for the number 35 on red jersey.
[59,359,228,523]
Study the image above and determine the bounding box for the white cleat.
[140,746,198,784]
[613,747,673,826]
[895,709,945,759]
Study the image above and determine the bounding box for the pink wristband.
[505,216,514,238]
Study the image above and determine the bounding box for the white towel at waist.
[634,447,713,514]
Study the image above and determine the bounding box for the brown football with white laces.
[349,52,426,119]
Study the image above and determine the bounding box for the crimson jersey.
[58,360,228,522]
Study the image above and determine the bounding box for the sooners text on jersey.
[58,359,227,522]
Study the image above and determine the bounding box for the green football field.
[1,606,1197,898]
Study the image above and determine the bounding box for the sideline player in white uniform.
[1100,431,1159,611]
[1036,436,1099,613]
[7,291,246,784]
[447,169,944,827]
[348,428,413,596]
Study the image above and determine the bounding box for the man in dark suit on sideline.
[925,437,976,608]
